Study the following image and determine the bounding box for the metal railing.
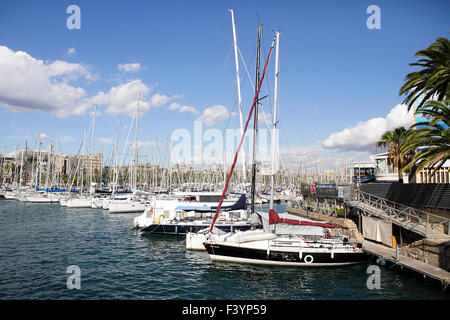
[351,190,450,237]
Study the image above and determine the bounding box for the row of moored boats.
[1,187,367,267]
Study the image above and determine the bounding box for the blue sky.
[0,0,449,170]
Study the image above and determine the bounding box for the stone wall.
[286,207,364,242]
[399,238,450,271]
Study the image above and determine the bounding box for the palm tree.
[399,37,450,111]
[401,99,450,181]
[375,127,409,182]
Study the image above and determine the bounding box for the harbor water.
[0,200,448,300]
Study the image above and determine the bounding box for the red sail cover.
[268,209,339,228]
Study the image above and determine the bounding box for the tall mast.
[229,9,246,185]
[270,31,280,210]
[250,23,262,215]
[38,135,42,188]
[99,140,103,188]
[80,130,86,195]
[153,137,158,191]
[166,133,169,190]
[44,143,52,190]
[208,34,275,233]
[19,144,24,187]
[31,141,35,189]
[133,93,140,192]
[90,104,97,194]
[53,137,58,188]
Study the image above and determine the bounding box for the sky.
[0,0,449,172]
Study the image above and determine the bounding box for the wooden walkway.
[363,240,450,287]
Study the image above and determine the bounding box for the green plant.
[336,208,345,217]
[399,37,450,111]
[401,99,450,177]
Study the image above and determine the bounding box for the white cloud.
[92,79,150,117]
[92,79,179,117]
[38,133,49,140]
[118,63,142,73]
[168,102,180,110]
[179,105,198,114]
[149,93,178,107]
[0,46,95,117]
[0,46,178,120]
[67,48,76,56]
[168,102,198,114]
[197,105,233,126]
[319,104,415,152]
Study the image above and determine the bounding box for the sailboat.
[66,129,93,209]
[203,29,367,266]
[184,10,259,249]
[108,93,151,214]
[134,192,250,235]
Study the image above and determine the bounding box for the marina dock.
[287,200,450,289]
[363,240,450,288]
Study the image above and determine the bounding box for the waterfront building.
[351,153,449,184]
[415,160,450,184]
[1,151,103,187]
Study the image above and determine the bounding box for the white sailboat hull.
[3,192,17,200]
[67,198,92,208]
[91,198,105,209]
[186,232,208,250]
[26,196,55,203]
[109,202,149,214]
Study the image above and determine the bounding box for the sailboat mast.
[208,36,275,233]
[99,140,103,188]
[113,130,118,195]
[229,9,246,185]
[90,104,97,193]
[80,130,87,195]
[154,137,157,192]
[270,31,280,210]
[133,93,140,192]
[250,23,262,215]
[19,144,24,187]
[38,135,42,188]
